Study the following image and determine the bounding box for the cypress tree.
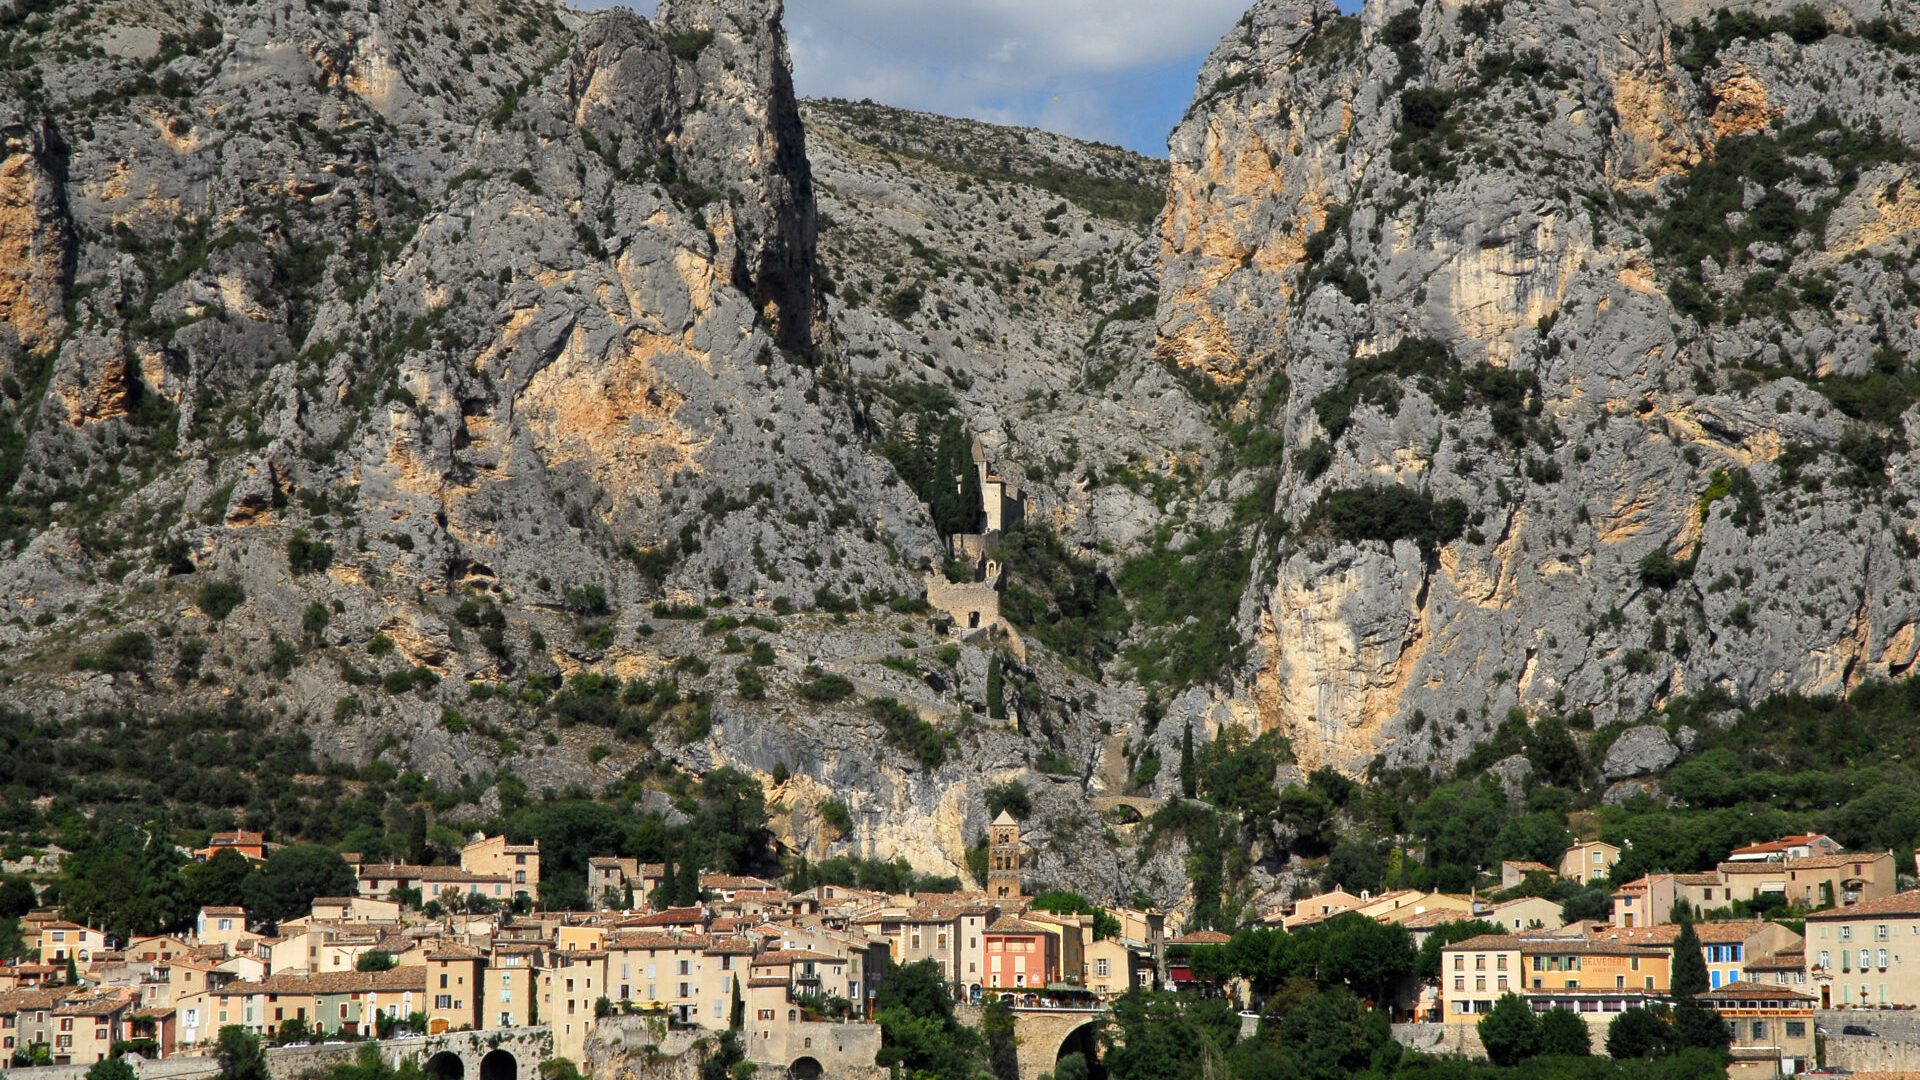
[729,976,744,1032]
[1671,916,1708,996]
[676,849,701,905]
[655,853,675,910]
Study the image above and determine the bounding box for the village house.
[983,914,1057,990]
[1697,982,1817,1079]
[36,922,106,967]
[47,989,134,1064]
[1500,861,1555,890]
[191,831,270,864]
[1560,841,1620,885]
[1716,852,1895,911]
[1802,890,1920,1008]
[458,835,541,904]
[1441,931,1677,1033]
[1480,896,1566,934]
[1270,888,1365,929]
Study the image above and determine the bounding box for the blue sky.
[580,1,1356,157]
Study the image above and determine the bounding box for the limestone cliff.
[1162,0,1920,771]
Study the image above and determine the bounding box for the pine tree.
[1180,723,1197,799]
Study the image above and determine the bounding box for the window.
[758,1010,774,1021]
[1095,960,1110,977]
[1877,925,1890,941]
[1842,927,1853,942]
[1880,950,1890,969]
[1786,1022,1807,1039]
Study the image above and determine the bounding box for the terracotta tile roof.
[1745,950,1805,970]
[752,949,846,966]
[1806,890,1920,920]
[1170,930,1233,945]
[1730,835,1834,856]
[0,989,71,1011]
[216,969,426,996]
[1720,854,1885,874]
[1697,981,1816,1003]
[607,931,710,951]
[986,915,1054,935]
[200,906,247,916]
[1440,934,1522,951]
[623,907,707,928]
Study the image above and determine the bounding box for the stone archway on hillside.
[788,1057,823,1080]
[424,1052,465,1080]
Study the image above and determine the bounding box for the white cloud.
[574,0,1256,152]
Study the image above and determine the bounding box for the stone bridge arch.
[374,1027,553,1080]
[956,1005,1107,1080]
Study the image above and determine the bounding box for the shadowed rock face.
[1160,0,1920,771]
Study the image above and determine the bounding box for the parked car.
[1842,1024,1878,1037]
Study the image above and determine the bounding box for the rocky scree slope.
[0,0,1204,901]
[1160,0,1920,773]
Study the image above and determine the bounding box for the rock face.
[3,0,1920,917]
[1162,0,1920,771]
[1601,726,1680,780]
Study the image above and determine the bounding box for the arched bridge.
[1090,796,1165,824]
[374,1028,554,1080]
[956,1004,1106,1080]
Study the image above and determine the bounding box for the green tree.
[875,959,981,1080]
[56,818,192,937]
[185,848,256,911]
[0,876,37,919]
[1523,715,1586,788]
[1477,993,1541,1066]
[215,1026,269,1080]
[693,767,774,875]
[1607,1007,1674,1060]
[1414,920,1503,979]
[244,845,356,926]
[356,950,397,972]
[87,1058,138,1080]
[984,995,1019,1080]
[1312,913,1415,1004]
[1105,990,1228,1080]
[987,654,1005,719]
[729,975,743,1032]
[1669,915,1732,1051]
[1538,1007,1592,1056]
[1272,986,1390,1080]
